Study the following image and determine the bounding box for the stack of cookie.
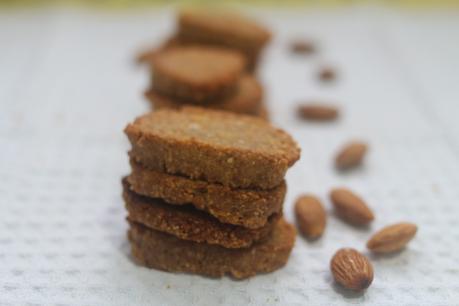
[144,46,269,119]
[138,8,271,72]
[123,107,300,278]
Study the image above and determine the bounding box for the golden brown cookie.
[123,179,279,248]
[128,218,296,279]
[145,74,263,116]
[152,47,245,104]
[177,9,271,71]
[136,36,181,64]
[125,107,300,189]
[127,159,284,229]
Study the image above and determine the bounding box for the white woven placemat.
[1,7,459,306]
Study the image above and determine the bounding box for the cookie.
[152,47,245,104]
[145,74,263,116]
[136,36,181,64]
[177,9,271,71]
[123,179,278,248]
[128,218,296,279]
[127,159,285,229]
[125,107,300,189]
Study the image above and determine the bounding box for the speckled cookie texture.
[152,47,245,104]
[127,160,285,229]
[125,107,300,189]
[145,74,265,117]
[177,9,271,71]
[128,218,295,279]
[123,179,278,248]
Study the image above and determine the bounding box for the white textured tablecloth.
[1,6,459,306]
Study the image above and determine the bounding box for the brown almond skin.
[319,66,336,82]
[330,188,374,226]
[335,141,368,170]
[290,40,316,54]
[298,104,339,121]
[294,195,326,239]
[367,223,418,253]
[331,248,374,291]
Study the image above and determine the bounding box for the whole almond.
[330,188,374,226]
[318,66,336,82]
[290,39,316,54]
[367,222,418,253]
[294,195,326,239]
[335,141,368,170]
[331,248,374,291]
[298,104,339,121]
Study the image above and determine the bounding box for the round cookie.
[136,36,181,64]
[125,107,300,189]
[127,160,284,229]
[145,75,263,116]
[123,179,279,249]
[128,218,295,279]
[152,47,245,104]
[178,9,271,71]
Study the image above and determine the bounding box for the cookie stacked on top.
[138,8,271,72]
[123,107,300,278]
[144,46,269,118]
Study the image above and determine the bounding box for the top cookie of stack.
[138,8,271,72]
[126,106,299,190]
[177,8,271,71]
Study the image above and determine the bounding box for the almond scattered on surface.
[367,222,418,253]
[290,39,316,55]
[294,195,326,239]
[297,104,339,122]
[335,141,368,170]
[330,188,374,226]
[331,248,374,291]
[318,66,336,82]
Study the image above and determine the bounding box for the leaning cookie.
[145,74,263,116]
[152,47,245,104]
[128,218,295,279]
[127,160,284,229]
[125,107,300,189]
[123,179,279,249]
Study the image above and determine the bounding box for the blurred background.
[1,1,459,305]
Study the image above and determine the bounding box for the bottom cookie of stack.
[128,218,296,279]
